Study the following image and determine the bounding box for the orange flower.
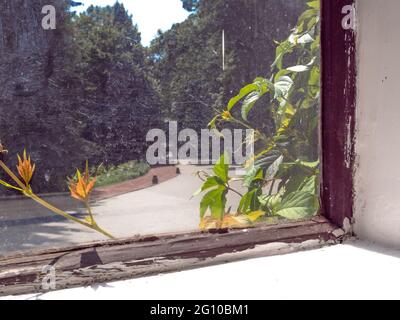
[68,162,96,202]
[221,110,232,120]
[17,150,35,187]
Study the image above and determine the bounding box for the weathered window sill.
[0,217,344,296]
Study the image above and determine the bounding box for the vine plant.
[197,0,321,229]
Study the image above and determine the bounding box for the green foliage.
[197,1,321,226]
[149,0,303,132]
[0,0,99,193]
[95,161,150,188]
[197,155,229,220]
[1,0,314,205]
[0,1,162,193]
[181,0,200,12]
[71,3,163,165]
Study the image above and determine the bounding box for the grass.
[95,161,150,188]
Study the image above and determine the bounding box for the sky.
[73,0,190,46]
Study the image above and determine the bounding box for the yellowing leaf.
[247,211,265,222]
[200,214,253,231]
[221,214,251,229]
[199,217,219,230]
[277,118,290,134]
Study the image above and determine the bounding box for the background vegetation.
[0,0,306,194]
[95,161,150,188]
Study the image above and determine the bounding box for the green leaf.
[284,171,309,195]
[200,186,227,220]
[241,91,261,121]
[259,192,283,212]
[287,65,309,73]
[272,40,294,70]
[307,65,320,99]
[289,33,314,45]
[298,9,319,27]
[213,154,229,183]
[208,115,219,129]
[227,83,258,111]
[274,191,317,219]
[307,16,319,31]
[193,176,225,197]
[307,1,320,10]
[265,155,284,180]
[276,162,296,179]
[274,69,290,82]
[298,160,320,170]
[255,150,282,169]
[311,36,320,53]
[297,33,314,44]
[298,175,319,194]
[238,188,261,214]
[239,78,270,120]
[274,76,293,99]
[243,166,264,188]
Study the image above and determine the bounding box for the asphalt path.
[0,165,243,256]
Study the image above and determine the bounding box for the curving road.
[0,165,243,256]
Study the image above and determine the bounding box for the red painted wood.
[321,0,356,227]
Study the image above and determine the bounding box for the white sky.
[73,0,190,46]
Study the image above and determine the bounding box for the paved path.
[93,166,178,200]
[0,165,243,256]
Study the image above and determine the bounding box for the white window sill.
[3,240,400,300]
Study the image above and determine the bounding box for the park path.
[0,165,242,256]
[93,166,178,200]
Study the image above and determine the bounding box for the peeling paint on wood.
[321,0,357,227]
[0,218,341,297]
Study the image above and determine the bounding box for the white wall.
[355,0,400,247]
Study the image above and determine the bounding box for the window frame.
[0,0,356,296]
[321,0,356,227]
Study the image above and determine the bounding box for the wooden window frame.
[0,0,356,297]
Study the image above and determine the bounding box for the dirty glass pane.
[0,0,320,255]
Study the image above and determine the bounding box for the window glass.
[0,0,320,255]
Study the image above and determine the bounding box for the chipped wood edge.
[0,218,343,297]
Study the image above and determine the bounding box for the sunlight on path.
[0,165,242,256]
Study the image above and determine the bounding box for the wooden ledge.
[0,217,342,297]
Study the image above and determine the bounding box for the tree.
[67,3,163,165]
[0,1,163,193]
[151,0,304,134]
[0,0,97,193]
[181,0,200,11]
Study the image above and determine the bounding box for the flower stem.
[0,179,22,191]
[27,192,115,239]
[0,160,26,189]
[0,160,115,240]
[85,199,95,223]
